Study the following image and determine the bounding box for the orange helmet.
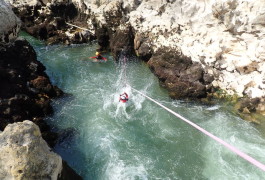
[96,52,100,56]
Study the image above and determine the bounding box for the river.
[22,32,265,180]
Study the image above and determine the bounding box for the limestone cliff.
[78,0,265,119]
[74,0,265,100]
[0,120,82,180]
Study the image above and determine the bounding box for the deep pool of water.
[22,32,265,179]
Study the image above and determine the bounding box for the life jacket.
[119,93,128,103]
[92,55,107,61]
[96,55,103,59]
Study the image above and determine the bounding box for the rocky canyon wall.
[8,0,265,120]
[76,0,265,99]
[76,0,265,120]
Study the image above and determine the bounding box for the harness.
[119,93,128,103]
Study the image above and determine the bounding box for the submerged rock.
[235,97,265,124]
[0,120,82,180]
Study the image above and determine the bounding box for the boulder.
[0,120,82,180]
[148,50,210,99]
[0,0,21,42]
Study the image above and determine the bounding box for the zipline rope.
[130,86,265,172]
[66,22,90,31]
[121,56,127,87]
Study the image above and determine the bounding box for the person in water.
[119,92,129,103]
[90,52,107,61]
[95,52,103,59]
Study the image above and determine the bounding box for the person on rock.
[119,92,129,103]
[89,52,107,61]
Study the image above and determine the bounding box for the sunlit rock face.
[0,120,83,180]
[0,121,62,179]
[73,0,265,99]
[0,0,21,42]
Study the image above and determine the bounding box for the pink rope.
[131,87,265,172]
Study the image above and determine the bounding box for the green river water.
[22,32,265,179]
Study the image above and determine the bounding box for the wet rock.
[30,75,63,98]
[134,33,152,61]
[110,25,135,59]
[237,98,262,114]
[96,26,110,51]
[59,160,82,180]
[233,97,265,124]
[0,120,82,180]
[148,50,210,99]
[0,38,62,146]
[31,76,53,94]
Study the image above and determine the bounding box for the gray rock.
[0,120,62,180]
[0,0,21,42]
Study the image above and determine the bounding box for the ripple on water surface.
[21,32,265,179]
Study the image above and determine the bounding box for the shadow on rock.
[0,38,63,147]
